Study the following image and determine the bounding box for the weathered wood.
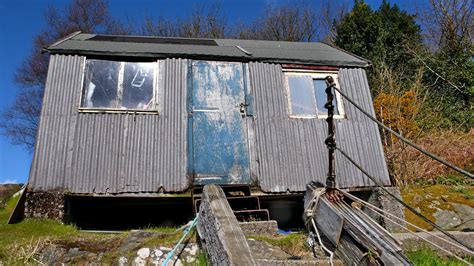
[303,183,344,246]
[197,185,256,265]
[305,185,412,265]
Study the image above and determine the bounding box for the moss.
[249,233,311,258]
[401,184,474,230]
[141,229,197,249]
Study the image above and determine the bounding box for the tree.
[415,0,473,128]
[236,2,317,42]
[0,0,122,150]
[335,0,422,83]
[140,3,227,38]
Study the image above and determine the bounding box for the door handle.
[239,103,248,117]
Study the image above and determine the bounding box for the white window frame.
[284,70,345,119]
[78,58,160,114]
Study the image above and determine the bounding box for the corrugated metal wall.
[28,55,189,193]
[248,62,391,192]
[29,55,389,194]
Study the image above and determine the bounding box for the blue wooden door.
[190,61,250,184]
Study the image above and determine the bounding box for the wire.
[335,146,473,252]
[311,218,335,266]
[303,187,334,266]
[339,189,474,256]
[344,191,473,265]
[333,86,473,179]
[162,213,199,266]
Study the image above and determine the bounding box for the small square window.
[285,71,344,118]
[81,59,157,111]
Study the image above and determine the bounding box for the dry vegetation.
[384,129,473,185]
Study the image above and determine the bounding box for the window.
[81,59,157,111]
[285,72,344,118]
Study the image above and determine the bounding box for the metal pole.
[324,76,337,189]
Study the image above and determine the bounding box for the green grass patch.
[249,232,310,257]
[142,228,197,248]
[0,194,127,263]
[0,195,77,261]
[406,248,474,265]
[193,251,208,266]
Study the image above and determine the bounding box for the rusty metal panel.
[248,62,391,192]
[28,55,189,193]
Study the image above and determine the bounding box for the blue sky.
[0,0,418,184]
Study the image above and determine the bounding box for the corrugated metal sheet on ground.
[249,63,390,192]
[28,55,189,193]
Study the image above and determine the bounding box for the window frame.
[78,58,160,114]
[284,70,345,119]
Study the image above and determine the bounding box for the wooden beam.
[305,185,412,265]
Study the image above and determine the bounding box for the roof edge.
[320,41,371,67]
[43,31,83,54]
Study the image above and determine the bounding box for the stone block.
[24,190,65,221]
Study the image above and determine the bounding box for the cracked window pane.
[122,62,155,110]
[288,76,316,116]
[82,60,120,108]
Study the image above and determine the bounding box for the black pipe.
[325,76,337,188]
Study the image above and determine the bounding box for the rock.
[433,209,462,229]
[247,238,290,260]
[118,257,128,266]
[186,256,196,263]
[137,248,150,259]
[160,247,172,252]
[153,249,163,258]
[189,245,198,256]
[133,256,146,266]
[452,204,474,230]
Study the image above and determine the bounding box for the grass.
[0,195,77,262]
[194,251,209,266]
[406,248,474,266]
[249,232,311,258]
[0,192,199,264]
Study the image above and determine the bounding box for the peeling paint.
[191,61,250,185]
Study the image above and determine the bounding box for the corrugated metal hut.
[25,32,392,227]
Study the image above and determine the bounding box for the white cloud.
[0,179,19,184]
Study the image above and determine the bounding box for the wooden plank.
[197,185,257,265]
[305,185,411,265]
[314,198,344,246]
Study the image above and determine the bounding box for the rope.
[303,188,335,266]
[341,191,473,265]
[311,218,335,266]
[335,146,473,252]
[339,189,474,256]
[333,86,473,179]
[162,214,199,266]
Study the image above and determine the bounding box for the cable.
[311,218,335,266]
[333,86,473,179]
[347,194,473,265]
[339,189,474,256]
[162,213,199,266]
[335,146,473,252]
[303,187,335,266]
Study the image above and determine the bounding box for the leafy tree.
[0,0,123,150]
[335,0,422,93]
